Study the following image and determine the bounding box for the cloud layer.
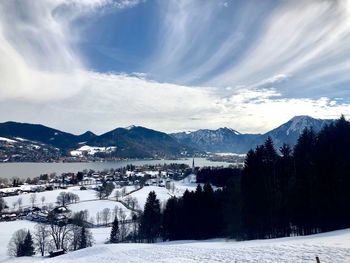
[0,0,350,134]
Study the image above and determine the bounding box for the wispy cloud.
[146,0,350,100]
[0,72,349,134]
[0,0,144,101]
[0,0,349,134]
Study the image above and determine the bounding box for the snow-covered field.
[123,179,198,209]
[125,186,171,208]
[70,146,116,157]
[3,186,97,209]
[69,200,131,221]
[2,179,350,263]
[2,180,198,225]
[2,224,350,263]
[44,235,350,263]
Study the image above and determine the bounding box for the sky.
[1,0,350,135]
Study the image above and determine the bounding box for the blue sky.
[0,0,350,134]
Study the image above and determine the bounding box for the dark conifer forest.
[139,116,350,242]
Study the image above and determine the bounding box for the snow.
[0,137,17,143]
[215,152,246,157]
[2,228,350,263]
[3,186,97,209]
[0,221,36,261]
[30,145,40,150]
[225,127,241,135]
[70,150,83,157]
[70,146,116,157]
[125,181,198,209]
[68,200,132,221]
[6,180,350,262]
[125,186,171,209]
[2,169,350,263]
[14,137,27,142]
[90,227,110,244]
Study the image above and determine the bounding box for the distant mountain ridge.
[171,116,335,153]
[0,122,195,159]
[261,115,334,148]
[87,126,194,158]
[0,116,336,160]
[171,128,258,153]
[0,121,93,150]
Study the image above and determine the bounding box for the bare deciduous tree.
[70,225,94,251]
[56,192,79,206]
[7,229,27,257]
[124,196,132,206]
[0,197,7,212]
[96,212,101,226]
[17,197,22,210]
[130,197,139,210]
[119,208,128,241]
[114,190,121,201]
[121,187,126,197]
[170,183,176,193]
[30,193,37,207]
[33,224,50,256]
[101,208,111,226]
[41,196,46,206]
[49,222,72,250]
[113,206,119,219]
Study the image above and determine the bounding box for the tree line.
[138,116,350,242]
[7,116,350,254]
[8,218,94,257]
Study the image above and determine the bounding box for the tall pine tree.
[80,227,87,249]
[110,216,120,243]
[140,191,161,243]
[22,231,35,256]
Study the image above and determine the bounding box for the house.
[49,249,66,257]
[1,213,17,221]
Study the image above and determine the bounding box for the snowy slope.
[2,228,350,263]
[124,180,198,209]
[125,186,172,209]
[69,200,132,222]
[3,186,97,209]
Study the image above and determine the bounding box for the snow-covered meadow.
[3,186,97,209]
[2,179,350,262]
[2,223,350,262]
[42,231,350,263]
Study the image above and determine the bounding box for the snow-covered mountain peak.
[286,115,326,135]
[126,125,136,130]
[217,127,241,135]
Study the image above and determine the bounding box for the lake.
[0,158,232,179]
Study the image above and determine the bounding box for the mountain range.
[172,116,334,153]
[0,116,335,161]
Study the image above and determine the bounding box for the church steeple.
[192,157,195,174]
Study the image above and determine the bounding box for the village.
[0,162,197,225]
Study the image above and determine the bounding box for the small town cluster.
[0,162,194,223]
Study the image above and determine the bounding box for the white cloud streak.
[0,72,349,134]
[0,0,349,134]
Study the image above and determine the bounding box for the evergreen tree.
[80,227,87,249]
[292,127,317,235]
[162,197,179,241]
[109,216,120,243]
[140,191,161,243]
[22,231,35,256]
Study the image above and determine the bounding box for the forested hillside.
[138,116,350,242]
